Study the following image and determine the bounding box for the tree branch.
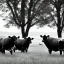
[13,6,21,26]
[6,0,20,26]
[27,0,33,25]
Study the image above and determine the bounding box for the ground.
[0,45,64,64]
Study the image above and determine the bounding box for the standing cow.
[40,35,63,55]
[14,37,34,52]
[59,39,64,55]
[0,35,20,55]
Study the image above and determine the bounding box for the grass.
[1,27,64,64]
[0,45,64,64]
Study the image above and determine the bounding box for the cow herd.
[0,35,64,55]
[0,35,34,55]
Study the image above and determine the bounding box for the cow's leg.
[60,50,62,55]
[25,48,28,52]
[0,48,2,52]
[13,45,17,53]
[13,46,17,53]
[2,47,5,54]
[9,48,13,55]
[21,47,25,52]
[24,48,28,52]
[48,49,52,54]
[10,50,12,55]
[14,48,16,53]
[2,49,5,54]
[21,49,24,52]
[20,48,23,52]
[0,45,2,53]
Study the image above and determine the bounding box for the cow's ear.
[30,41,32,43]
[40,35,43,38]
[8,36,11,38]
[24,37,26,39]
[18,36,20,38]
[42,40,44,42]
[47,35,49,37]
[31,38,34,40]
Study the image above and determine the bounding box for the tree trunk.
[21,27,26,38]
[57,27,62,38]
[26,25,30,37]
[21,0,26,38]
[57,9,62,38]
[21,26,30,38]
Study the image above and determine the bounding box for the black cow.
[14,37,34,52]
[59,39,64,55]
[40,35,63,55]
[0,35,20,54]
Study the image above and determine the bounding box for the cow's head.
[40,35,49,42]
[8,35,20,43]
[26,37,34,44]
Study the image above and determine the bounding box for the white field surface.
[0,31,64,64]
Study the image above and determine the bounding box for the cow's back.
[1,38,11,45]
[15,39,27,50]
[1,37,15,50]
[47,37,59,45]
[45,37,60,51]
[16,39,26,45]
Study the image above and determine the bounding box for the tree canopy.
[1,0,64,38]
[37,0,64,38]
[0,0,55,38]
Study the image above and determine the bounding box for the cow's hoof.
[10,50,12,55]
